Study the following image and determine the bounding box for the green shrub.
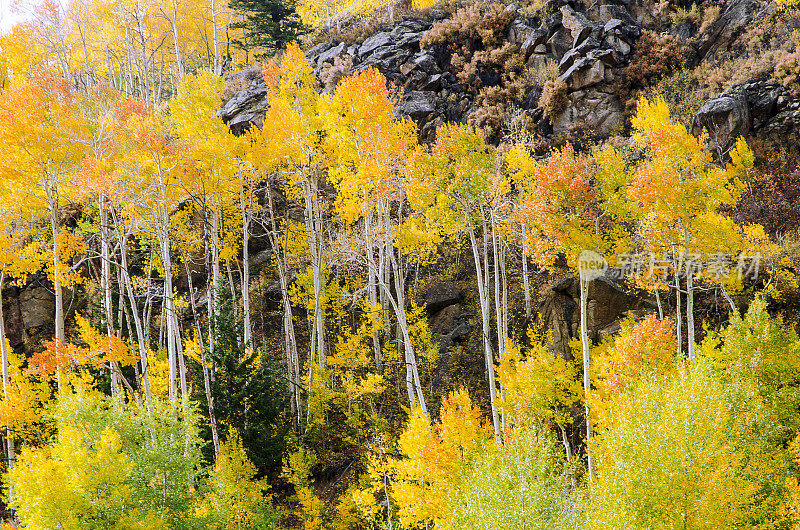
[451,428,585,530]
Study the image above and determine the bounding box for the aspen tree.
[626,98,756,361]
[74,83,131,398]
[252,165,303,426]
[406,124,503,437]
[113,97,188,405]
[510,142,626,482]
[322,67,428,412]
[170,71,241,351]
[0,216,26,474]
[0,71,87,391]
[253,44,328,369]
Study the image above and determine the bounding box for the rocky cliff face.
[221,0,790,151]
[695,79,800,157]
[221,0,643,141]
[219,0,794,360]
[2,277,63,351]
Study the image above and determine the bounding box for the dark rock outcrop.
[537,273,651,358]
[19,285,55,331]
[698,0,768,60]
[1,284,24,347]
[219,0,795,157]
[424,281,463,314]
[548,3,639,134]
[219,80,268,135]
[693,79,800,157]
[221,0,644,140]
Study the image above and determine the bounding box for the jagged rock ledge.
[220,0,642,140]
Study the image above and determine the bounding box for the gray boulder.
[694,92,750,154]
[424,281,463,314]
[20,286,55,330]
[218,81,268,135]
[561,57,605,90]
[359,32,394,57]
[560,5,598,47]
[698,0,768,59]
[397,91,438,121]
[553,88,625,136]
[692,80,795,156]
[317,42,347,66]
[538,275,642,358]
[521,28,549,60]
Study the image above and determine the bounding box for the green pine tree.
[229,0,307,54]
[195,286,290,475]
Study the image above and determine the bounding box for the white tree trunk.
[720,283,737,315]
[211,0,221,75]
[157,210,180,403]
[365,214,383,372]
[655,288,664,320]
[302,179,326,368]
[266,184,302,426]
[675,267,682,358]
[100,195,121,398]
[116,221,154,416]
[521,240,532,321]
[579,276,594,483]
[491,222,507,432]
[169,1,184,79]
[240,189,252,347]
[468,221,501,439]
[47,181,65,390]
[209,204,221,358]
[388,246,426,414]
[687,265,695,362]
[184,259,219,458]
[0,273,16,472]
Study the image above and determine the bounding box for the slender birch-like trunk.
[211,0,221,75]
[184,259,219,458]
[174,309,188,404]
[675,260,682,358]
[240,188,252,347]
[687,264,695,362]
[48,183,65,345]
[153,162,183,404]
[388,245,426,414]
[266,184,302,426]
[365,213,383,372]
[100,194,121,398]
[0,273,15,472]
[302,177,326,368]
[115,217,154,415]
[46,180,65,391]
[168,1,184,79]
[579,275,594,483]
[655,288,664,320]
[467,218,501,439]
[720,283,737,314]
[209,203,222,359]
[521,226,532,321]
[491,221,507,431]
[372,202,425,412]
[158,218,178,402]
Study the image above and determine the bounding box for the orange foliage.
[601,315,676,393]
[515,143,600,265]
[420,390,489,480]
[394,389,490,527]
[113,98,149,123]
[28,340,81,378]
[28,330,134,380]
